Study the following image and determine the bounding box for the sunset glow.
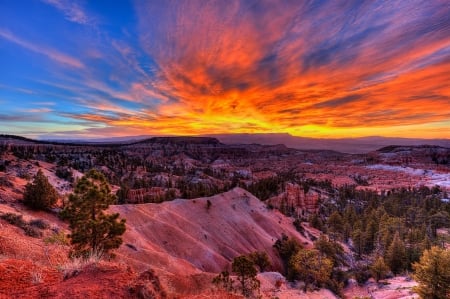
[1,1,449,138]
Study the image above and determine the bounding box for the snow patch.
[366,164,450,189]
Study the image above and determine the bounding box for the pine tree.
[289,248,333,292]
[314,234,344,267]
[370,256,389,282]
[413,246,450,299]
[232,255,260,297]
[247,251,271,272]
[385,232,407,274]
[351,228,367,257]
[327,211,344,240]
[23,169,58,210]
[61,169,126,257]
[273,234,302,278]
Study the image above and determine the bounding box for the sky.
[0,0,449,139]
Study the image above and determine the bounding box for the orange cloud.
[125,1,450,138]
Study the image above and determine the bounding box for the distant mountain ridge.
[204,133,450,154]
[1,133,449,154]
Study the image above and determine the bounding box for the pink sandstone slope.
[111,187,311,276]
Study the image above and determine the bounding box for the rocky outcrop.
[269,183,320,216]
[127,187,167,204]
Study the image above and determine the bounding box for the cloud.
[41,0,91,25]
[0,29,84,68]
[22,108,53,113]
[2,1,449,138]
[313,95,363,109]
[129,0,450,137]
[0,113,43,122]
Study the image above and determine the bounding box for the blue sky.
[1,0,449,139]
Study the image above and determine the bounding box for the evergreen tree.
[385,232,407,274]
[370,256,389,282]
[351,228,367,257]
[247,251,271,272]
[273,234,302,278]
[314,235,344,267]
[23,169,58,210]
[289,248,333,292]
[413,246,450,299]
[327,211,344,240]
[232,255,260,297]
[365,217,379,253]
[61,169,126,257]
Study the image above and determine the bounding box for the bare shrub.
[31,270,44,284]
[29,219,50,229]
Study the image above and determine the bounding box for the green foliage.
[23,169,58,210]
[247,251,271,272]
[327,211,344,240]
[413,246,450,299]
[316,185,450,275]
[115,184,129,204]
[288,248,333,292]
[353,262,371,285]
[309,213,324,231]
[370,256,389,282]
[244,177,282,200]
[61,169,126,258]
[314,235,345,267]
[55,166,73,182]
[273,234,302,279]
[231,255,260,298]
[351,228,367,258]
[385,232,407,274]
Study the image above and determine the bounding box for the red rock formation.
[127,187,167,204]
[278,183,320,216]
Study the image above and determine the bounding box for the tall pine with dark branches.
[62,169,126,257]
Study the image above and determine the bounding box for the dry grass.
[59,249,103,280]
[31,269,44,284]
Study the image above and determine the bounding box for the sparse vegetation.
[29,218,50,229]
[59,249,103,280]
[30,270,44,284]
[44,231,69,245]
[0,213,44,237]
[232,255,260,297]
[128,269,167,299]
[213,255,261,298]
[212,270,234,293]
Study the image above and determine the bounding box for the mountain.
[205,133,450,153]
